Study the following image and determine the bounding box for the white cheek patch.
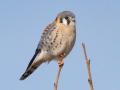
[62,18,68,25]
[62,18,76,26]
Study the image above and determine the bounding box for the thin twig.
[54,59,64,90]
[82,43,94,90]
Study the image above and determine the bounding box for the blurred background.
[0,0,120,90]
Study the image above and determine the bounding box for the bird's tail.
[20,59,44,80]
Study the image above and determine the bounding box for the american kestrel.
[20,11,76,80]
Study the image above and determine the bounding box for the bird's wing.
[26,49,41,70]
[20,21,57,80]
[26,21,57,70]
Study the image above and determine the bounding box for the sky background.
[0,0,120,90]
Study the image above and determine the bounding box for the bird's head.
[55,11,75,26]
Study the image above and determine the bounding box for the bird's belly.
[52,34,76,61]
[41,37,75,62]
[41,26,76,61]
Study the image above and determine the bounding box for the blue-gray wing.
[26,23,56,70]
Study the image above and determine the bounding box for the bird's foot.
[59,53,66,58]
[58,60,64,67]
[58,53,65,67]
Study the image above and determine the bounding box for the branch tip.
[82,43,94,90]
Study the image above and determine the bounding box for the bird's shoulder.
[36,21,57,50]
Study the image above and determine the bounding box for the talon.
[58,60,64,67]
[59,53,66,58]
[63,53,66,56]
[60,54,64,57]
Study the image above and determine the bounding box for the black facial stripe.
[67,19,70,25]
[60,18,63,23]
[60,17,71,25]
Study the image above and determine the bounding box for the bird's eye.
[65,17,68,19]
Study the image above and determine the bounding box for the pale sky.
[0,0,120,90]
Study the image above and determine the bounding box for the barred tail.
[20,60,44,80]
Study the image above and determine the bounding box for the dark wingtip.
[26,50,39,70]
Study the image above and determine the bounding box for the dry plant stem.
[54,58,64,90]
[82,43,94,90]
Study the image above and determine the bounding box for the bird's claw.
[59,53,66,58]
[58,60,64,67]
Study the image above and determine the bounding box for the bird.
[20,11,76,80]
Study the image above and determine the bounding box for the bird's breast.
[52,24,76,59]
[41,24,76,61]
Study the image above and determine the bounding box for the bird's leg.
[54,53,65,90]
[58,60,64,67]
[58,53,65,67]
